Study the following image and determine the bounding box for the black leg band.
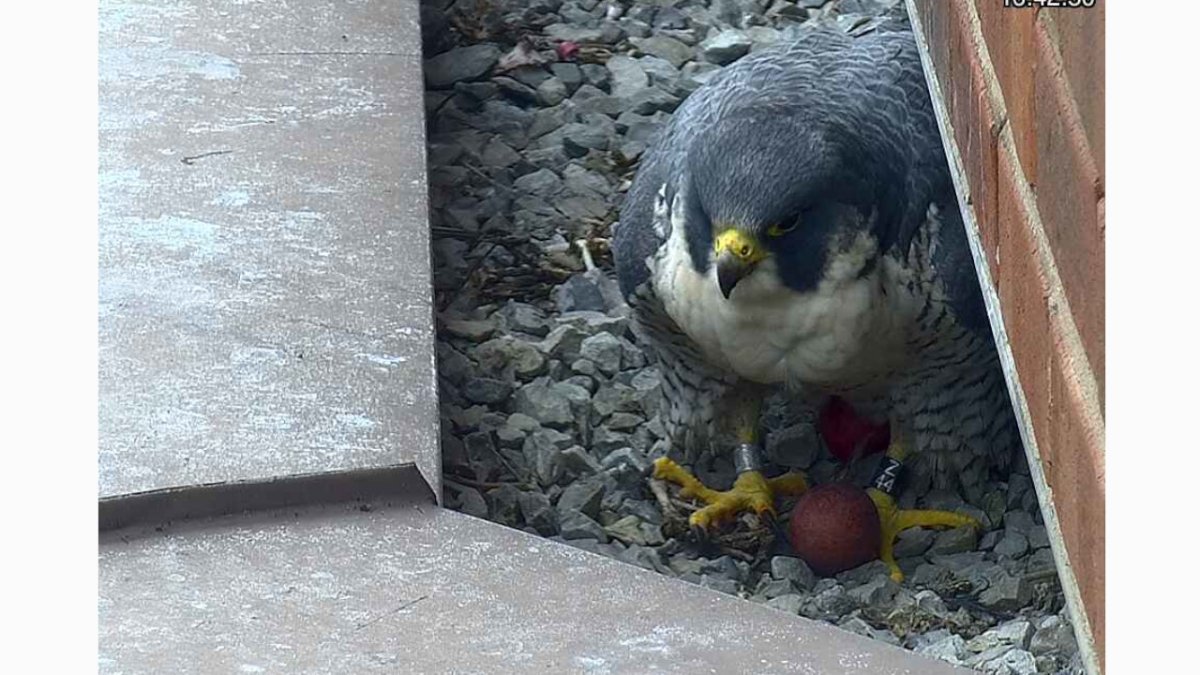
[871,456,905,497]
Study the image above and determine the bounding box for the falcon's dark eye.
[766,220,799,237]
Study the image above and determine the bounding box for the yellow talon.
[869,487,980,583]
[862,438,982,582]
[766,472,810,496]
[652,457,808,529]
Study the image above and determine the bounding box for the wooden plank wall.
[907,1,1105,672]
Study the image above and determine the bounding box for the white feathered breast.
[648,192,924,393]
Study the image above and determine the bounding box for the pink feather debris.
[555,41,580,62]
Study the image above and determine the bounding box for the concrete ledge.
[99,465,434,532]
[100,500,969,674]
[98,0,441,500]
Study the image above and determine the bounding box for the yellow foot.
[868,487,980,583]
[652,457,808,530]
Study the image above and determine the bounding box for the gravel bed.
[424,1,1084,672]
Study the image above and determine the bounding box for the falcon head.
[672,109,915,300]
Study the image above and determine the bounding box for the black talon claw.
[758,510,776,531]
[689,523,710,543]
[761,511,792,548]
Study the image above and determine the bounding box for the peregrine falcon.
[612,23,1019,581]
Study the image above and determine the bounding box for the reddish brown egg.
[789,483,881,576]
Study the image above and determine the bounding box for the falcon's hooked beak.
[714,228,765,299]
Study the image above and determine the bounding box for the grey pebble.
[518,490,559,535]
[514,379,576,428]
[1030,615,1077,657]
[700,29,753,65]
[513,167,563,197]
[630,35,694,67]
[559,508,609,542]
[994,530,1030,560]
[550,63,583,94]
[425,44,502,89]
[766,594,804,615]
[455,486,489,519]
[606,55,649,98]
[536,77,569,106]
[917,632,968,665]
[770,555,817,591]
[561,445,603,478]
[460,374,513,401]
[893,527,936,558]
[978,568,1032,612]
[557,478,606,518]
[580,332,623,375]
[928,525,978,556]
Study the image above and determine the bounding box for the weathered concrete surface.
[99,501,967,674]
[97,0,439,498]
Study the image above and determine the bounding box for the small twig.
[651,478,701,513]
[575,239,597,271]
[720,547,756,563]
[1024,568,1060,584]
[461,162,509,191]
[479,440,527,485]
[649,479,681,520]
[355,595,429,630]
[430,225,476,239]
[180,149,234,165]
[444,475,530,491]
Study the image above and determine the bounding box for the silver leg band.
[733,442,763,474]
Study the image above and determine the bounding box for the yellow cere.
[714,228,767,263]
